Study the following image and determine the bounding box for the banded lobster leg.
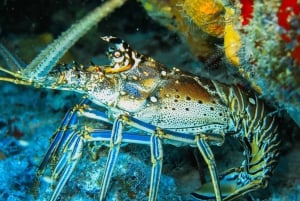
[36,98,225,201]
[34,98,161,201]
[34,98,89,200]
[35,98,164,201]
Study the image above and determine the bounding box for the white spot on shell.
[150,96,158,103]
[161,71,167,76]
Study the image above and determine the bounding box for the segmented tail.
[193,82,280,200]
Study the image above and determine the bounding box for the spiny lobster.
[0,36,280,201]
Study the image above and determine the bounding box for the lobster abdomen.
[193,81,281,200]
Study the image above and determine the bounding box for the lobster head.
[43,36,166,110]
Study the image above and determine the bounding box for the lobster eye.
[113,50,122,58]
[112,50,124,63]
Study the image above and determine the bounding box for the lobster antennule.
[0,44,35,86]
[0,65,34,86]
[0,43,26,71]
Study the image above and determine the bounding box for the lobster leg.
[50,132,84,201]
[98,114,164,201]
[38,102,227,201]
[149,134,163,201]
[39,98,90,168]
[51,131,82,178]
[37,108,79,175]
[38,102,166,201]
[195,135,222,201]
[33,99,85,197]
[99,117,123,200]
[87,129,163,201]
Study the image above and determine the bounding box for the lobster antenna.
[22,0,127,81]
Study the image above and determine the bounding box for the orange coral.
[182,0,225,38]
[138,0,226,60]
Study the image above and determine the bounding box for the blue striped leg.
[51,128,155,201]
[38,102,114,200]
[99,117,123,200]
[193,134,222,201]
[87,114,223,201]
[50,131,84,201]
[37,98,90,174]
[37,103,154,200]
[98,115,163,201]
[34,99,88,196]
[149,134,163,201]
[38,97,111,176]
[37,100,224,201]
[102,115,165,201]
